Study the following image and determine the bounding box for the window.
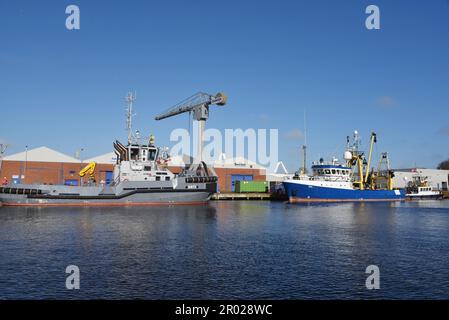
[148,149,157,161]
[332,169,336,174]
[325,169,331,174]
[130,147,139,160]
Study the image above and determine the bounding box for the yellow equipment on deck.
[79,162,96,181]
[346,133,394,191]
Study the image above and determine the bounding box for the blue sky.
[1,0,449,171]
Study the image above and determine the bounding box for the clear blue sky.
[1,0,449,171]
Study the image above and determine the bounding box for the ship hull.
[283,180,405,203]
[0,181,216,207]
[0,192,211,206]
[406,194,443,200]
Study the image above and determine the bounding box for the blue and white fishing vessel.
[283,131,405,203]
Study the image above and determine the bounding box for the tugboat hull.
[0,181,217,207]
[0,192,212,206]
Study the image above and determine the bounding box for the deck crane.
[155,92,227,162]
[79,162,96,183]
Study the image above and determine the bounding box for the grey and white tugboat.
[0,93,217,206]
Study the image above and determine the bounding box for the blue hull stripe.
[283,182,405,202]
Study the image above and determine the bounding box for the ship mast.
[301,109,307,174]
[126,92,137,145]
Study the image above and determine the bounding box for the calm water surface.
[0,200,448,299]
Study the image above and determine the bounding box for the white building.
[3,146,79,163]
[393,168,449,190]
[212,155,266,173]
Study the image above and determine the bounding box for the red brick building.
[0,147,114,186]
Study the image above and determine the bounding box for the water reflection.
[0,201,448,299]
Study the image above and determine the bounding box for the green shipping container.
[235,181,268,193]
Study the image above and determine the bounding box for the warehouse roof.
[167,154,267,171]
[213,155,266,171]
[394,168,449,173]
[3,146,79,163]
[85,152,117,164]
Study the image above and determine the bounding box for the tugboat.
[283,131,405,202]
[405,176,442,200]
[0,94,217,206]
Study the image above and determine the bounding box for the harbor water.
[0,201,449,299]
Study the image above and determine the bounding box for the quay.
[212,193,272,201]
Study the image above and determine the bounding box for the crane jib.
[154,91,227,163]
[154,92,226,121]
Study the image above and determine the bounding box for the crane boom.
[364,132,377,184]
[155,92,226,121]
[154,92,227,163]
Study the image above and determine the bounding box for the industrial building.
[0,147,267,193]
[393,168,449,191]
[211,156,266,192]
[0,147,115,186]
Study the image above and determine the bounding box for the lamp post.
[77,148,84,186]
[0,143,8,179]
[24,145,28,183]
